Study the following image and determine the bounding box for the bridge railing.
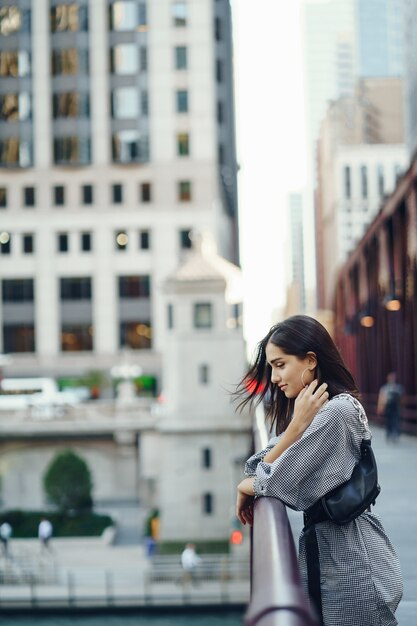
[244,403,318,626]
[244,497,318,626]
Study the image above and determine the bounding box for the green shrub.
[0,510,113,538]
[43,449,93,514]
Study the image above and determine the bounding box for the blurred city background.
[0,0,416,624]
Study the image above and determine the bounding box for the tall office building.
[0,1,239,387]
[356,0,404,78]
[284,193,306,315]
[404,0,417,157]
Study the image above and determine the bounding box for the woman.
[235,315,402,626]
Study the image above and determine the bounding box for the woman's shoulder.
[323,392,368,427]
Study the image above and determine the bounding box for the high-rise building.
[404,0,417,157]
[356,0,405,78]
[284,193,306,315]
[0,1,239,388]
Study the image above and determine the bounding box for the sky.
[232,0,308,353]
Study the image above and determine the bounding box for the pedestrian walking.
[377,371,404,442]
[235,315,402,626]
[180,543,201,586]
[38,518,53,552]
[0,521,12,557]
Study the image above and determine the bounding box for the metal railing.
[244,497,318,626]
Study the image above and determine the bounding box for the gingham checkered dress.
[245,394,403,626]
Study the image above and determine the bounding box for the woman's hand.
[236,489,254,526]
[290,380,329,439]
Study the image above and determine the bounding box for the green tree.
[43,449,93,513]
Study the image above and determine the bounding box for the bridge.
[247,422,417,625]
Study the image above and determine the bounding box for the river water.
[2,612,243,626]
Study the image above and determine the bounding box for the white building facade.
[0,0,239,389]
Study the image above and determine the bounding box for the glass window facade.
[0,7,31,36]
[110,1,141,31]
[53,93,89,118]
[112,87,139,119]
[61,324,93,351]
[120,321,152,350]
[60,277,92,300]
[52,49,89,75]
[172,2,187,26]
[50,5,88,32]
[112,130,148,163]
[175,46,187,69]
[176,89,188,113]
[194,303,212,329]
[0,93,31,122]
[118,275,151,298]
[3,324,35,353]
[111,44,138,75]
[54,137,91,165]
[2,279,34,302]
[178,180,191,201]
[0,138,32,167]
[0,50,30,77]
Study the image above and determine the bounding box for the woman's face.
[265,341,315,398]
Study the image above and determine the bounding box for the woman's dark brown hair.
[235,315,359,435]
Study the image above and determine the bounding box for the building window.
[194,303,212,329]
[115,231,129,250]
[172,1,187,26]
[111,87,139,119]
[112,130,148,164]
[344,166,351,199]
[57,233,69,253]
[214,17,222,41]
[0,232,11,254]
[0,93,31,121]
[51,49,89,75]
[218,144,224,164]
[140,47,147,71]
[82,184,93,205]
[360,165,368,199]
[0,138,32,167]
[199,364,210,385]
[216,59,223,83]
[0,50,31,77]
[167,303,174,329]
[54,137,91,165]
[0,7,31,36]
[110,1,138,31]
[60,277,92,300]
[23,187,35,207]
[53,185,65,206]
[120,321,152,350]
[119,275,151,298]
[140,182,152,202]
[112,184,123,204]
[175,46,187,69]
[180,229,192,249]
[22,234,34,254]
[202,448,212,469]
[139,230,150,250]
[176,90,188,113]
[2,279,34,302]
[50,5,88,32]
[177,133,189,156]
[377,164,384,197]
[61,324,93,352]
[0,187,7,208]
[81,232,92,252]
[217,101,224,124]
[203,493,213,515]
[3,324,35,353]
[53,92,90,118]
[178,181,191,201]
[111,44,138,75]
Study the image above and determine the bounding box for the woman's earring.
[301,368,309,388]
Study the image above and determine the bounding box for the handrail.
[244,497,318,626]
